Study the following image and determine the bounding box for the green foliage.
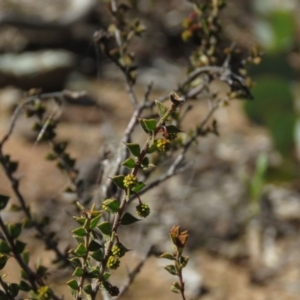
[0,1,259,299]
[245,75,296,157]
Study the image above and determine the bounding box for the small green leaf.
[171,281,181,293]
[102,199,120,213]
[124,143,140,157]
[74,243,87,257]
[120,213,140,225]
[147,141,158,154]
[110,175,126,189]
[180,255,189,268]
[90,215,101,230]
[91,249,103,262]
[8,223,22,239]
[143,119,157,131]
[74,236,84,244]
[122,158,136,169]
[72,227,87,237]
[166,125,182,133]
[88,240,102,252]
[0,240,10,254]
[7,283,19,297]
[15,240,26,254]
[67,279,79,290]
[0,195,9,210]
[22,250,29,265]
[155,100,167,117]
[160,252,175,260]
[132,182,146,193]
[90,210,102,218]
[73,216,86,226]
[141,157,149,168]
[72,267,83,277]
[21,269,28,280]
[164,265,178,276]
[19,280,31,291]
[22,218,33,229]
[103,272,111,281]
[98,221,112,236]
[138,118,150,134]
[0,254,9,269]
[8,161,18,173]
[87,267,100,278]
[36,265,48,277]
[69,257,82,268]
[0,290,6,297]
[83,284,93,295]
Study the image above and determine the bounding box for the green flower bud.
[37,286,54,300]
[157,139,171,152]
[136,203,150,218]
[123,174,138,188]
[107,255,120,270]
[112,244,127,258]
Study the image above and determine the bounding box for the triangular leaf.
[110,175,126,189]
[155,100,167,118]
[71,227,87,237]
[73,217,86,226]
[83,284,93,295]
[103,272,111,281]
[132,182,146,193]
[166,125,183,134]
[97,222,112,236]
[141,157,149,168]
[0,195,9,210]
[15,240,26,254]
[66,279,79,290]
[74,243,87,257]
[160,252,175,260]
[0,240,10,254]
[69,257,82,268]
[88,240,102,252]
[143,119,157,131]
[164,265,178,276]
[171,281,181,293]
[86,267,100,278]
[8,161,18,174]
[180,255,189,268]
[120,213,140,225]
[22,250,29,265]
[147,140,158,153]
[72,267,83,277]
[102,199,120,213]
[19,280,31,292]
[124,143,140,157]
[90,215,101,230]
[91,249,103,262]
[138,118,150,134]
[7,283,19,297]
[8,223,22,239]
[0,254,9,270]
[121,158,136,169]
[36,265,48,277]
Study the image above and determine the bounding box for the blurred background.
[0,0,300,299]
